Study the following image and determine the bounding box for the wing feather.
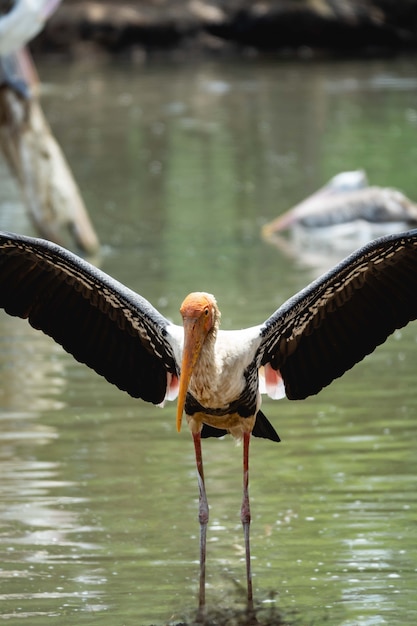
[258,229,417,400]
[0,232,179,404]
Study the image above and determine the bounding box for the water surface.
[1,55,417,625]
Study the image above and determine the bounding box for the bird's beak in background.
[176,316,206,432]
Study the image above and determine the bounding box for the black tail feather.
[201,424,228,438]
[252,410,281,442]
[200,410,280,442]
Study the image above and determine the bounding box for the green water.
[0,55,417,625]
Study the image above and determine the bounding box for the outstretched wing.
[258,229,417,400]
[0,231,179,404]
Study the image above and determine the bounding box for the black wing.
[259,229,417,400]
[0,231,179,403]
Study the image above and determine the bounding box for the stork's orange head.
[176,293,219,432]
[180,292,218,332]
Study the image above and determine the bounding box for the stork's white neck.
[188,326,219,404]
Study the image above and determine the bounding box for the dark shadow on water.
[151,594,326,626]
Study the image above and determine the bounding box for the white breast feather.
[192,326,263,406]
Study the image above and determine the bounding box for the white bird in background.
[0,229,417,609]
[0,0,61,55]
[0,0,61,98]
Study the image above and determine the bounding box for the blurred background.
[1,2,417,624]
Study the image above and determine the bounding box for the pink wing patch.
[158,373,179,407]
[259,364,286,400]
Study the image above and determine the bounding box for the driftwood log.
[0,50,99,254]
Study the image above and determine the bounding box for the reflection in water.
[0,439,107,618]
[0,316,66,413]
[263,220,411,279]
[0,161,31,235]
[0,319,107,618]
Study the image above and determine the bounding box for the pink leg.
[192,432,209,610]
[241,431,253,608]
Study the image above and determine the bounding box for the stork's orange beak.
[176,316,207,432]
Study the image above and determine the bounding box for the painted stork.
[262,170,417,236]
[1,229,417,609]
[264,186,417,234]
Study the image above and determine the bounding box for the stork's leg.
[192,432,209,610]
[241,431,253,608]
